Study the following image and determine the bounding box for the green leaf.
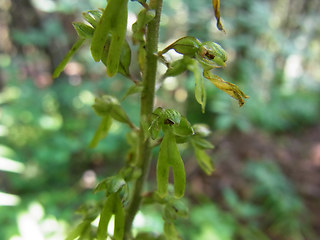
[159,36,201,57]
[72,22,94,39]
[148,117,161,140]
[175,136,189,144]
[52,38,85,79]
[75,203,100,221]
[132,9,155,44]
[188,61,206,113]
[157,130,185,198]
[110,104,132,125]
[163,57,192,78]
[163,222,180,240]
[192,141,214,175]
[124,131,139,166]
[138,43,146,72]
[191,136,214,149]
[139,9,156,27]
[92,95,114,117]
[89,116,112,148]
[92,95,134,127]
[97,195,115,240]
[94,175,126,195]
[65,221,91,240]
[172,116,194,137]
[121,83,143,101]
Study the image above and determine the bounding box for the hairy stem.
[124,0,163,237]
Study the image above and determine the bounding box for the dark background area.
[0,0,320,239]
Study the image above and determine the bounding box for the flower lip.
[196,42,227,69]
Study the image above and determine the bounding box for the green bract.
[163,57,192,78]
[52,38,85,78]
[188,60,207,113]
[132,9,155,44]
[159,37,248,109]
[90,95,136,148]
[82,10,101,28]
[191,139,215,175]
[52,9,103,79]
[159,36,201,57]
[89,116,112,148]
[72,22,95,38]
[94,175,127,196]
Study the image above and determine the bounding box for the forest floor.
[186,124,320,237]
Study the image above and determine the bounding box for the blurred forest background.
[1,0,320,239]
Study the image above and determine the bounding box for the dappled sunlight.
[0,156,25,174]
[39,114,63,130]
[91,215,115,239]
[283,54,303,93]
[0,54,11,68]
[78,90,95,106]
[0,192,21,206]
[64,62,85,76]
[198,226,231,240]
[10,202,67,240]
[163,77,178,91]
[31,0,56,12]
[72,90,95,109]
[80,170,97,189]
[174,88,188,103]
[132,210,163,237]
[0,87,21,107]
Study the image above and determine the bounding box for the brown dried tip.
[212,0,225,32]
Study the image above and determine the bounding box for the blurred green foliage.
[1,0,319,239]
[175,160,313,240]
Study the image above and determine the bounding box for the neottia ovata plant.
[53,0,248,239]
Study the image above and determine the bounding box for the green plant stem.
[124,0,163,237]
